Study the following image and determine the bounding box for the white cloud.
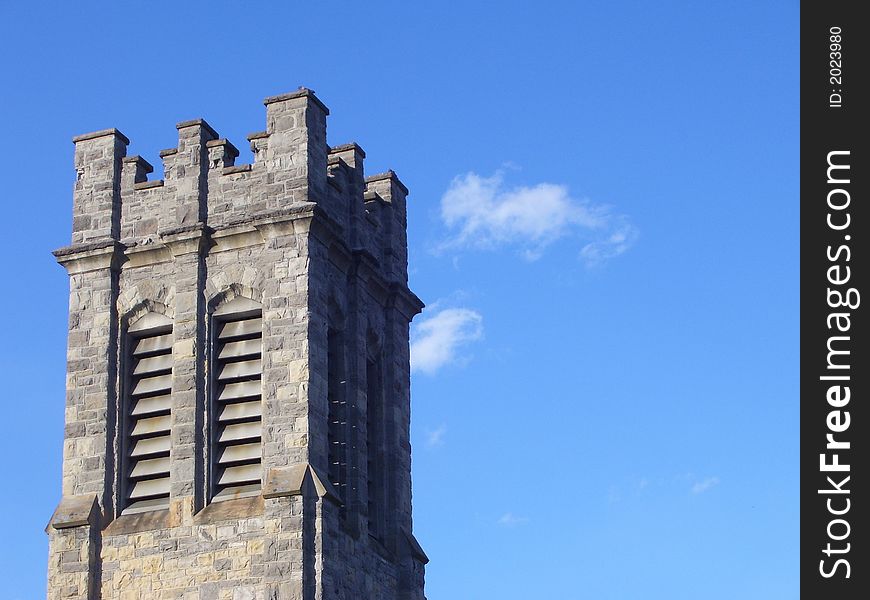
[497,512,529,527]
[691,476,720,495]
[426,424,447,447]
[411,307,483,375]
[580,218,639,266]
[438,170,637,264]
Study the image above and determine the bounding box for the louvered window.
[327,328,348,514]
[211,297,263,502]
[366,357,385,540]
[123,312,173,514]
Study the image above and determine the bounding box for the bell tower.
[47,88,428,599]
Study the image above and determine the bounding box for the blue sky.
[0,2,798,598]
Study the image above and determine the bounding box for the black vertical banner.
[802,2,868,597]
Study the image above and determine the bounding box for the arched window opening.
[327,327,348,517]
[366,354,385,541]
[210,296,264,503]
[123,312,173,515]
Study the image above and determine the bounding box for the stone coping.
[330,142,366,158]
[72,128,129,145]
[122,155,154,173]
[176,118,219,139]
[222,164,252,175]
[206,138,240,157]
[134,180,164,190]
[366,170,409,195]
[263,87,330,115]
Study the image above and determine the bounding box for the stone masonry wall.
[48,89,427,600]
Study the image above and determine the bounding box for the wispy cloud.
[438,170,637,264]
[691,476,720,495]
[426,424,447,447]
[579,217,639,266]
[411,307,483,375]
[497,512,529,527]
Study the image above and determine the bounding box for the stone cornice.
[402,527,429,565]
[53,239,123,274]
[308,208,423,317]
[388,283,425,320]
[53,206,321,271]
[123,242,173,269]
[160,223,208,257]
[250,203,317,239]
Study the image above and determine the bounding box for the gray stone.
[46,88,427,600]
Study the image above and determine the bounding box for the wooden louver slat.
[218,380,261,401]
[218,318,262,340]
[131,394,172,417]
[129,477,171,499]
[133,353,173,375]
[130,435,171,458]
[212,306,263,503]
[124,318,173,515]
[132,333,173,356]
[219,401,262,422]
[130,456,171,478]
[132,374,172,397]
[218,358,262,381]
[218,421,262,443]
[218,464,261,486]
[131,415,171,437]
[219,338,262,359]
[218,442,261,465]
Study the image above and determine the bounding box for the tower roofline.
[263,87,330,115]
[71,128,129,145]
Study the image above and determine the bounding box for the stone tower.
[47,88,428,600]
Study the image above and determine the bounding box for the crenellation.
[72,129,128,244]
[206,138,240,170]
[329,143,366,172]
[169,119,218,229]
[329,142,367,246]
[246,130,269,159]
[121,155,153,185]
[364,171,409,283]
[69,90,413,258]
[263,88,329,208]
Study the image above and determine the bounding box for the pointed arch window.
[327,327,349,516]
[123,312,173,514]
[366,352,385,541]
[210,297,264,502]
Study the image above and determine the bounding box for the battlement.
[69,88,408,280]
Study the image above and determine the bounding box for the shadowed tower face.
[47,88,428,600]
